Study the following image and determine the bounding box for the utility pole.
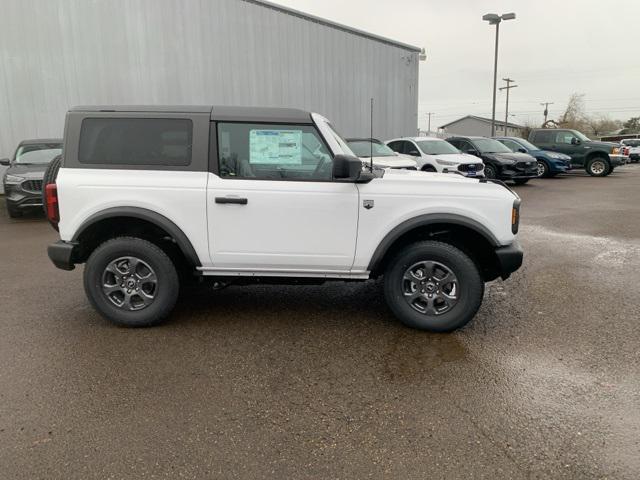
[499,78,517,135]
[426,112,433,133]
[540,102,554,125]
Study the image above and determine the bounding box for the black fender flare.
[367,213,500,272]
[72,207,201,266]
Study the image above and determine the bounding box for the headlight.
[4,174,24,183]
[436,159,457,166]
[611,147,620,155]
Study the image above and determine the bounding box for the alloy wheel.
[590,160,605,175]
[101,256,158,311]
[402,261,459,316]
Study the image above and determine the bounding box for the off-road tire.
[84,237,179,327]
[383,241,484,332]
[585,157,610,177]
[42,155,62,229]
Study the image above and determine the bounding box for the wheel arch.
[368,214,502,281]
[585,150,610,164]
[72,207,201,267]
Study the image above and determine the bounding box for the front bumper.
[4,183,44,210]
[548,159,572,173]
[499,163,538,180]
[495,240,523,280]
[48,240,78,271]
[610,155,627,166]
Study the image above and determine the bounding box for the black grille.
[515,161,536,170]
[21,180,43,193]
[458,163,484,172]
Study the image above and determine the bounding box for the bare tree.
[558,93,587,130]
[584,115,622,137]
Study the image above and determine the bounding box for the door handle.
[215,196,248,205]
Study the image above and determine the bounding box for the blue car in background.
[493,136,572,178]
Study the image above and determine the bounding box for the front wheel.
[586,157,610,177]
[84,237,180,327]
[483,164,497,179]
[383,241,484,332]
[536,160,550,178]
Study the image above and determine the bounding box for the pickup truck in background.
[528,128,627,177]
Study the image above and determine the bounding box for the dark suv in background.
[1,139,62,217]
[528,129,626,177]
[493,136,572,178]
[446,136,538,184]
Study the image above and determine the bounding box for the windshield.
[15,144,62,164]
[572,130,591,142]
[416,139,459,155]
[513,139,539,151]
[473,138,513,154]
[623,139,640,147]
[347,140,395,157]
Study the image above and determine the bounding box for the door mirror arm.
[0,158,10,166]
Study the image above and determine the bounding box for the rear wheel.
[586,157,610,177]
[84,237,179,327]
[421,164,437,172]
[383,241,484,332]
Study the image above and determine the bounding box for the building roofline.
[439,115,523,129]
[245,0,423,52]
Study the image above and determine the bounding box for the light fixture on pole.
[482,12,516,136]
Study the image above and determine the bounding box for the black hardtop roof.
[69,105,314,123]
[18,138,63,145]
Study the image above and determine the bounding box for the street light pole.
[491,22,500,137]
[483,12,516,136]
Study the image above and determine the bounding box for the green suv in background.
[528,128,627,177]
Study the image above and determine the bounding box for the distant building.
[439,115,524,137]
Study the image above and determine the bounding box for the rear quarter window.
[532,130,554,144]
[78,118,193,166]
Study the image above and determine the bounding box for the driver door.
[207,121,359,272]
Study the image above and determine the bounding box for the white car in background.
[386,136,485,177]
[620,138,640,163]
[346,138,417,170]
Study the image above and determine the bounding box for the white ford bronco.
[46,106,523,331]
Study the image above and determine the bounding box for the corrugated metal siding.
[0,0,418,182]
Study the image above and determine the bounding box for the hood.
[4,163,48,179]
[429,153,482,165]
[359,154,416,168]
[374,168,518,199]
[482,151,536,164]
[588,141,618,150]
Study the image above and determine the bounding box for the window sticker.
[249,130,302,165]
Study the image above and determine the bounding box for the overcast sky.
[272,0,640,131]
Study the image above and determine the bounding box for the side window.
[387,141,402,153]
[405,141,420,156]
[458,140,473,152]
[447,139,460,149]
[78,118,192,166]
[217,123,332,181]
[501,139,520,151]
[555,131,576,144]
[534,130,554,144]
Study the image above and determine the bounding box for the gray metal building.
[439,115,524,137]
[0,0,421,181]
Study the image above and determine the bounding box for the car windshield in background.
[514,139,539,151]
[623,139,640,147]
[473,138,513,154]
[417,140,459,155]
[348,140,395,157]
[15,144,62,164]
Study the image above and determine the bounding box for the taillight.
[511,199,521,234]
[45,183,59,224]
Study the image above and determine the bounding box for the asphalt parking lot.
[1,165,639,479]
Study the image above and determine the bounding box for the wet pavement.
[1,165,639,479]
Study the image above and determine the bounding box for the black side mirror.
[333,154,368,182]
[571,137,580,145]
[0,158,10,166]
[408,150,420,156]
[467,149,479,156]
[518,148,527,153]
